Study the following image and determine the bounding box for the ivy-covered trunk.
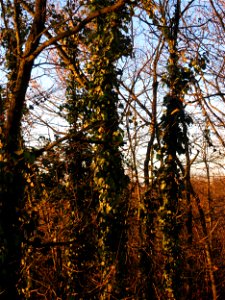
[65,73,100,298]
[84,1,131,298]
[155,1,192,298]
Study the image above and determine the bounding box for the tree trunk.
[0,1,47,297]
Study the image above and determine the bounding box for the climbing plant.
[81,1,132,298]
[64,38,100,298]
[141,1,194,298]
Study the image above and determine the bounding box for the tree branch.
[26,0,128,61]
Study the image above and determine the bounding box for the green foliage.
[151,3,197,299]
[73,1,132,298]
[57,2,132,298]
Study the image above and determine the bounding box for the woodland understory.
[1,1,225,299]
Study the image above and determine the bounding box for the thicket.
[0,1,225,299]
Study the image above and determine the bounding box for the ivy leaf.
[23,151,36,164]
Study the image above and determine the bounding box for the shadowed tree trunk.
[0,1,47,298]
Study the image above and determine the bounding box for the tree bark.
[0,1,47,298]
